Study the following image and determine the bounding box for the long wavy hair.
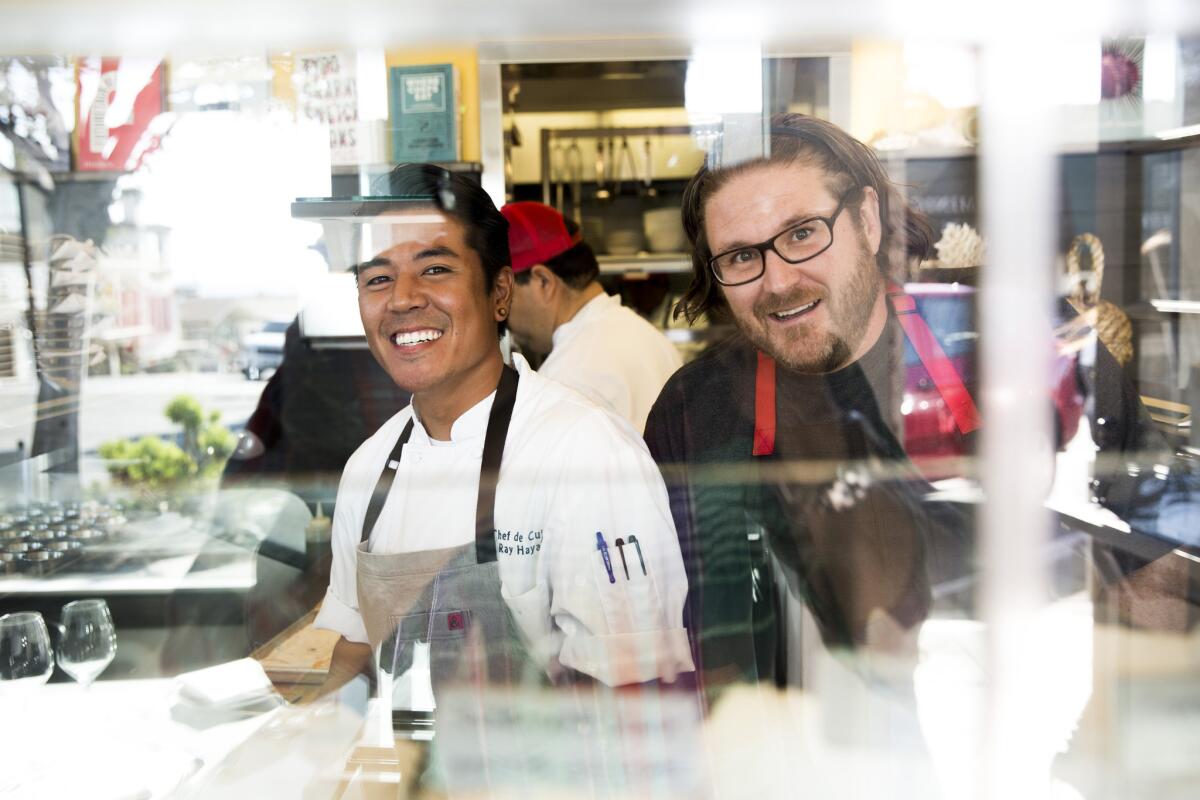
[676,113,934,323]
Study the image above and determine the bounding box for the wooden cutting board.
[252,603,340,692]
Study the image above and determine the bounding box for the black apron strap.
[359,364,521,563]
[475,364,519,563]
[361,419,415,544]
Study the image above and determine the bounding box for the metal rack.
[538,124,701,207]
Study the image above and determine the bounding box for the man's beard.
[739,242,882,374]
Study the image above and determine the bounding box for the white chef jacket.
[315,353,694,686]
[538,293,682,434]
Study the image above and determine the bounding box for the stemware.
[57,599,117,687]
[0,611,54,692]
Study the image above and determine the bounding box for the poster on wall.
[388,63,458,163]
[75,57,165,172]
[296,52,361,166]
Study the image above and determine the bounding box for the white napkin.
[176,658,277,707]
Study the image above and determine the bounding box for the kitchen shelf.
[329,161,482,177]
[597,252,691,275]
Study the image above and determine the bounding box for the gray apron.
[354,365,550,789]
[355,362,543,675]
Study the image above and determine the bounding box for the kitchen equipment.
[641,137,658,199]
[565,140,583,224]
[604,229,644,256]
[503,84,521,202]
[594,139,610,200]
[582,216,606,254]
[612,137,638,197]
[550,140,566,213]
[643,207,687,253]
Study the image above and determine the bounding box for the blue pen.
[595,532,616,584]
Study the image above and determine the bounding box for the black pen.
[614,537,630,579]
[627,535,647,575]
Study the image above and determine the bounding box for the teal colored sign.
[389,64,457,162]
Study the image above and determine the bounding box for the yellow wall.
[269,53,296,111]
[385,47,479,162]
[849,39,905,146]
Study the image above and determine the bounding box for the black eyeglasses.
[708,188,859,286]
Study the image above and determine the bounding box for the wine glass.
[0,611,54,691]
[57,599,117,688]
[0,612,54,793]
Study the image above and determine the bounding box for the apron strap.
[752,350,776,457]
[475,364,519,563]
[750,283,981,457]
[361,419,415,544]
[884,283,980,436]
[359,365,521,561]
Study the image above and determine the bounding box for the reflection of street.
[0,372,264,454]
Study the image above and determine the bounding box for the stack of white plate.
[643,208,686,253]
[604,229,644,256]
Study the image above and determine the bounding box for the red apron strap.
[887,283,981,436]
[753,350,776,456]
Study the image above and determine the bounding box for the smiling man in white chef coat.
[312,165,693,702]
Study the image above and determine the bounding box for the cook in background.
[501,201,682,434]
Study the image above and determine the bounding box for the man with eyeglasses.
[644,114,1196,700]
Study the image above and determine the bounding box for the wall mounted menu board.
[388,63,457,163]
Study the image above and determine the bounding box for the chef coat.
[538,293,682,434]
[315,353,694,686]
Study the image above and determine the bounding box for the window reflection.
[0,32,1198,800]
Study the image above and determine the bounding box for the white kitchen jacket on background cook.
[315,353,694,686]
[537,293,682,434]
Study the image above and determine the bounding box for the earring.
[498,308,508,318]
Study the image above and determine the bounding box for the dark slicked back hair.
[514,216,600,290]
[677,113,935,322]
[369,163,511,291]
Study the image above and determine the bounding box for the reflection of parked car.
[241,320,289,380]
[901,283,1084,478]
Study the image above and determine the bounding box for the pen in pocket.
[595,532,616,584]
[614,537,630,580]
[627,535,647,576]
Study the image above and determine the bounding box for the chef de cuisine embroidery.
[495,529,543,556]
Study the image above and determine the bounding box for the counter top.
[0,676,370,799]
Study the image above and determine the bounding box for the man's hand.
[315,636,373,700]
